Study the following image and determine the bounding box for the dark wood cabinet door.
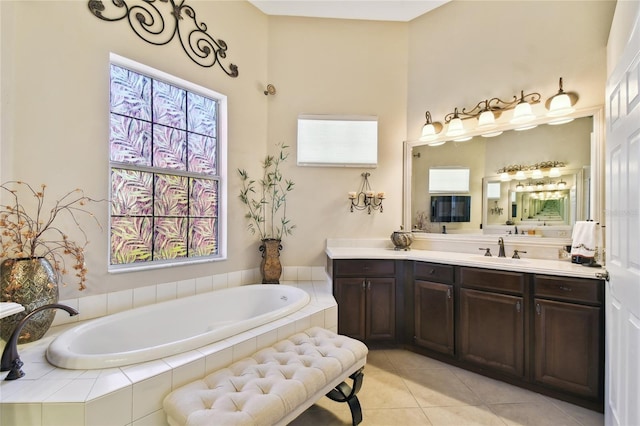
[335,277,366,341]
[366,278,396,340]
[414,280,454,355]
[534,298,602,398]
[459,288,525,378]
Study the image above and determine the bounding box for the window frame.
[108,53,227,273]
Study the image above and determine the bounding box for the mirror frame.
[402,106,605,236]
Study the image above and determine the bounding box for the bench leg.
[325,368,364,426]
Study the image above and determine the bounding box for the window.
[108,54,227,271]
[297,115,378,167]
[428,168,470,193]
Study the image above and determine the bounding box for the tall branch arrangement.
[238,143,295,241]
[0,181,102,291]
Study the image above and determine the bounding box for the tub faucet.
[1,303,78,380]
[498,237,506,258]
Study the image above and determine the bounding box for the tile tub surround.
[0,276,337,426]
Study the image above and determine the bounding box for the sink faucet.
[1,303,78,380]
[498,237,506,258]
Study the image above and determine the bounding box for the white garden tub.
[46,284,310,369]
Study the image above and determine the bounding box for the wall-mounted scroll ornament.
[88,0,239,78]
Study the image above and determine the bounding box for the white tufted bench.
[163,327,368,426]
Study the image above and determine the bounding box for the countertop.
[326,247,607,280]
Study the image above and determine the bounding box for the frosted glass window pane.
[110,217,153,265]
[110,65,151,120]
[154,218,188,260]
[187,92,217,136]
[153,80,186,130]
[429,168,470,193]
[153,125,187,170]
[110,115,151,165]
[188,134,217,174]
[297,115,377,167]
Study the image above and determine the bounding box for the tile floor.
[291,349,604,426]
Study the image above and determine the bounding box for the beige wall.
[1,1,271,298]
[0,1,615,299]
[265,16,408,266]
[407,1,615,139]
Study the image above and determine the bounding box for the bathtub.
[46,284,310,370]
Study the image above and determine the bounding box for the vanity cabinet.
[414,262,455,355]
[458,267,527,378]
[333,259,396,342]
[533,275,603,399]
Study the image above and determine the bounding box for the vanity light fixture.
[549,166,562,177]
[496,161,566,181]
[444,108,472,141]
[419,111,443,142]
[546,77,579,124]
[557,179,567,189]
[510,91,538,130]
[531,168,543,179]
[476,105,503,137]
[516,183,524,192]
[420,77,577,145]
[348,172,384,214]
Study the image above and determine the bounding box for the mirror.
[404,108,604,236]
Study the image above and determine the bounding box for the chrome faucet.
[498,237,506,258]
[1,303,78,380]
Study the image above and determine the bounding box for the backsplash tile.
[175,279,196,298]
[195,275,213,294]
[156,281,177,302]
[78,295,107,321]
[132,286,156,309]
[107,289,133,315]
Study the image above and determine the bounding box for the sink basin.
[470,256,530,265]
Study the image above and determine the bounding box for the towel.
[571,221,600,259]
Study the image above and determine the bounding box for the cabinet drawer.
[459,267,525,294]
[414,262,454,283]
[334,259,395,276]
[534,275,603,305]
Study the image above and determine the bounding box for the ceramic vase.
[0,257,59,343]
[260,239,282,284]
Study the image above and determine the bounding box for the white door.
[605,6,640,426]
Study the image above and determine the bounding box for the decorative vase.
[0,257,59,344]
[260,239,282,284]
[390,228,414,251]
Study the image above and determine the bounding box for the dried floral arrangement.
[0,181,102,290]
[238,143,295,241]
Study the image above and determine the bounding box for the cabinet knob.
[447,288,452,299]
[430,269,436,275]
[536,303,541,315]
[559,285,572,292]
[362,281,365,289]
[516,301,521,313]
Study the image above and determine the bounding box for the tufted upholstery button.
[163,327,368,426]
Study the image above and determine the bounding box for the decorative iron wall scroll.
[88,0,239,78]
